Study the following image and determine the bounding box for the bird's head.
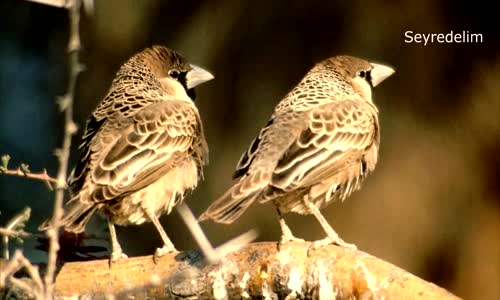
[142,45,214,101]
[319,55,395,103]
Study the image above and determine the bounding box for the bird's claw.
[309,236,357,252]
[277,234,306,251]
[153,245,177,263]
[108,250,128,268]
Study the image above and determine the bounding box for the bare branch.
[4,208,31,233]
[0,155,57,190]
[0,228,29,238]
[1,207,31,260]
[43,0,83,298]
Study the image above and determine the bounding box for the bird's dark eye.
[358,70,366,78]
[168,69,180,79]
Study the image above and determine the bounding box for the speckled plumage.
[46,46,213,260]
[200,55,394,248]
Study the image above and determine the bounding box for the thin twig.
[176,203,257,263]
[25,0,72,8]
[44,0,83,297]
[1,228,30,260]
[0,168,58,190]
[176,204,218,261]
[1,154,58,190]
[0,228,30,238]
[1,207,31,260]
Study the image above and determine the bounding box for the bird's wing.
[69,116,106,195]
[233,118,275,179]
[69,88,142,195]
[269,100,377,193]
[198,114,299,223]
[81,100,206,203]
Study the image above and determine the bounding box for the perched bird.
[200,55,394,249]
[41,46,213,261]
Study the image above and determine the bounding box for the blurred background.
[1,0,499,298]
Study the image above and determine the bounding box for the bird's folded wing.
[88,100,204,202]
[269,100,376,192]
[233,118,275,179]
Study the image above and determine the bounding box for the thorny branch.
[0,1,85,298]
[43,0,83,298]
[0,155,58,190]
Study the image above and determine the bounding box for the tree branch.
[43,0,83,298]
[0,228,29,238]
[0,168,57,188]
[50,242,461,299]
[0,155,58,190]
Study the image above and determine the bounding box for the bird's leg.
[108,220,128,265]
[303,198,357,250]
[144,209,177,262]
[276,207,304,244]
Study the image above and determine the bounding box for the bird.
[200,55,394,249]
[40,46,214,261]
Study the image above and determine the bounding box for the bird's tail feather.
[38,196,97,233]
[199,172,268,224]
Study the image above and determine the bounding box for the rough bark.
[44,241,461,299]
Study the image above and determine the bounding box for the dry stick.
[43,0,83,298]
[176,203,257,263]
[176,204,218,262]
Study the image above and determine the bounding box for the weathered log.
[51,241,461,299]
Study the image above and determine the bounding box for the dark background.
[1,0,499,298]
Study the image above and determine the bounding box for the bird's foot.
[310,236,357,251]
[280,234,305,244]
[277,233,306,251]
[153,245,178,263]
[278,235,306,251]
[108,250,128,268]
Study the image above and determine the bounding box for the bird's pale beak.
[370,63,395,87]
[186,64,214,89]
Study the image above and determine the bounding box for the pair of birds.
[42,46,394,261]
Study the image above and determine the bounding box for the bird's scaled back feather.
[77,100,205,203]
[268,100,377,193]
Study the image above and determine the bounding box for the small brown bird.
[42,46,213,261]
[200,55,394,249]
